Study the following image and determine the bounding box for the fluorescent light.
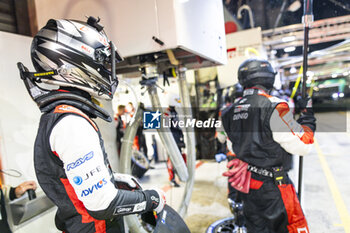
[332,93,338,99]
[339,93,344,98]
[306,71,314,77]
[332,74,338,78]
[343,71,349,76]
[290,66,297,74]
[288,0,301,12]
[282,36,296,42]
[284,46,296,53]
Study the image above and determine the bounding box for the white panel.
[174,0,227,65]
[34,0,227,64]
[156,0,178,51]
[0,32,39,186]
[217,28,265,88]
[113,0,165,57]
[0,31,57,232]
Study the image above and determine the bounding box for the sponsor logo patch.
[115,207,132,214]
[113,204,134,215]
[82,165,102,181]
[81,178,107,197]
[66,151,94,171]
[233,112,249,120]
[73,176,83,185]
[133,201,146,212]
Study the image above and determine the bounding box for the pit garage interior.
[0,0,350,233]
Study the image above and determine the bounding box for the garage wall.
[0,31,57,233]
[0,31,40,187]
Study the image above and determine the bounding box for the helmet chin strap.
[17,62,112,122]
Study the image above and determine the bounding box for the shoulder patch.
[54,105,98,131]
[221,104,234,118]
[257,90,271,98]
[275,102,290,118]
[268,96,285,104]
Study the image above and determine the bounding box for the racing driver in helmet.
[17,17,165,233]
[221,58,316,233]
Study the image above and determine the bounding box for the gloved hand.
[296,97,316,132]
[215,153,227,163]
[296,96,313,114]
[113,173,142,191]
[223,159,246,177]
[223,159,251,193]
[297,113,316,132]
[144,189,166,214]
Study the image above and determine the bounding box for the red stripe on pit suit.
[249,178,263,190]
[276,103,290,118]
[300,125,314,144]
[60,178,106,233]
[275,103,314,144]
[254,87,272,98]
[227,151,236,157]
[278,184,309,233]
[52,151,59,157]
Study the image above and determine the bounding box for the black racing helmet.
[30,17,123,100]
[238,58,276,89]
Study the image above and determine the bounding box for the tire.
[206,217,246,233]
[131,150,150,178]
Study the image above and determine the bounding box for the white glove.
[113,173,141,190]
[153,189,166,214]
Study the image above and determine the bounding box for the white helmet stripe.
[33,57,52,71]
[57,19,82,37]
[38,40,70,58]
[57,32,95,58]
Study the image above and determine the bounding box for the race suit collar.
[36,91,112,122]
[243,85,270,96]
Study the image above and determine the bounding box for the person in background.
[222,58,315,233]
[115,105,126,155]
[125,102,135,124]
[0,180,37,233]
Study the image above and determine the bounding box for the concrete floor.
[140,111,350,233]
